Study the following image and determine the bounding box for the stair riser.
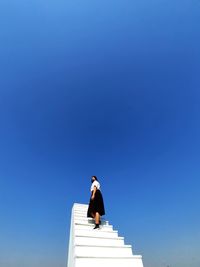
[74,212,106,220]
[74,208,88,211]
[74,219,109,226]
[74,211,105,217]
[73,206,88,210]
[75,258,144,267]
[74,215,107,223]
[75,246,133,257]
[75,236,124,246]
[74,224,113,231]
[75,229,118,238]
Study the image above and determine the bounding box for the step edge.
[75,244,132,248]
[74,218,109,222]
[74,228,114,233]
[75,255,142,259]
[75,235,124,240]
[74,221,110,225]
[75,229,118,233]
[75,223,112,227]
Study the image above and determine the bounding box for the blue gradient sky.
[0,1,200,267]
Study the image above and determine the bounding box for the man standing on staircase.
[87,175,105,229]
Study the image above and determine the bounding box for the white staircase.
[67,203,144,267]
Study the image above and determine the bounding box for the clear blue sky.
[0,1,200,267]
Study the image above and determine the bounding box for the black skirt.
[87,189,105,217]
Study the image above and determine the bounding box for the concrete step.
[74,223,113,231]
[74,218,109,226]
[75,228,119,238]
[74,208,88,213]
[73,204,88,209]
[74,213,88,218]
[75,244,133,257]
[73,211,107,220]
[75,221,111,226]
[74,209,88,213]
[75,235,125,246]
[75,256,143,267]
[74,209,86,213]
[74,205,88,210]
[74,214,107,222]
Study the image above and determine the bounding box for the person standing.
[87,175,105,229]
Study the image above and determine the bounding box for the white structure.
[67,203,144,267]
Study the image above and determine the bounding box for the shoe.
[93,224,100,229]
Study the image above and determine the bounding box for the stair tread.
[75,222,112,226]
[75,244,131,248]
[75,255,142,259]
[75,234,124,240]
[74,217,108,221]
[75,229,118,234]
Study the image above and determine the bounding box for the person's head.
[91,175,98,183]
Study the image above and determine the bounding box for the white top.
[90,180,100,192]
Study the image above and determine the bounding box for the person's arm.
[91,186,97,200]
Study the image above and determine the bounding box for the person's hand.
[91,195,95,200]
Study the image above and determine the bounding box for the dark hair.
[92,175,98,181]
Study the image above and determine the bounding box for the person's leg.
[93,212,100,229]
[95,212,100,224]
